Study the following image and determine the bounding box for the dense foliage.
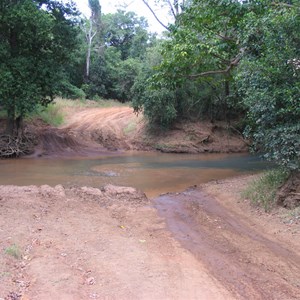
[133,0,300,170]
[0,0,79,133]
[236,2,300,170]
[77,9,157,101]
[132,0,249,126]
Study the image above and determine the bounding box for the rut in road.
[154,188,300,300]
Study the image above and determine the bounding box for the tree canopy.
[0,0,79,134]
[132,0,300,170]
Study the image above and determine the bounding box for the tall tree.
[133,0,248,126]
[84,0,102,79]
[103,10,149,60]
[83,9,154,100]
[0,0,79,134]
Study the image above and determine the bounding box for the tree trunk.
[224,79,230,124]
[5,106,15,136]
[16,115,24,137]
[86,35,92,79]
[85,22,97,80]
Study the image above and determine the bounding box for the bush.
[132,82,177,127]
[31,104,64,126]
[242,169,289,212]
[58,80,86,100]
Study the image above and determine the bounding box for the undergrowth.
[242,169,289,212]
[33,104,64,126]
[0,109,6,119]
[55,97,126,108]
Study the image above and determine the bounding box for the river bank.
[19,103,248,157]
[1,174,299,299]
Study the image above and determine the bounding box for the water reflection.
[0,152,270,197]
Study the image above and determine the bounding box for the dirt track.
[62,106,144,151]
[61,106,248,153]
[0,185,230,299]
[156,184,300,299]
[1,176,299,299]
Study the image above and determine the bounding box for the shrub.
[242,169,289,212]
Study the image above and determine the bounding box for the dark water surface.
[0,152,269,197]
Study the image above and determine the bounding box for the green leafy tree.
[0,0,79,134]
[133,0,249,126]
[102,10,149,60]
[133,0,300,174]
[85,9,155,101]
[237,1,300,170]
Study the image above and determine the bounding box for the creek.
[0,152,269,197]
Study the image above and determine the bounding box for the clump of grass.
[242,169,289,212]
[37,104,64,126]
[4,244,22,259]
[54,97,87,109]
[123,120,137,135]
[55,97,126,108]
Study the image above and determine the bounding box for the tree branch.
[142,0,170,31]
[166,0,177,19]
[188,49,244,78]
[271,2,297,8]
[216,32,236,42]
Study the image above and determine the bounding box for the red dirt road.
[0,176,299,299]
[62,106,247,153]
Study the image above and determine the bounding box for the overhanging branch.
[188,48,244,79]
[142,0,170,31]
[271,2,298,8]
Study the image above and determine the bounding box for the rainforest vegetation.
[0,0,299,173]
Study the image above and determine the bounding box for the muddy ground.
[0,176,299,299]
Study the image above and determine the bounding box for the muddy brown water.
[0,152,269,197]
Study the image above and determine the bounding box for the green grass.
[35,103,64,126]
[55,97,127,108]
[123,120,137,135]
[4,244,22,259]
[242,169,289,212]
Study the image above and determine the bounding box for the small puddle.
[0,152,269,197]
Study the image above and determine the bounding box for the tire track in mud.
[63,106,143,150]
[154,188,300,299]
